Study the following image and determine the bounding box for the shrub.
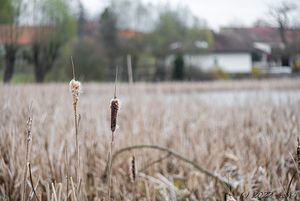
[213,66,230,80]
[251,66,261,79]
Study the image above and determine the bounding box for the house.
[166,26,300,75]
[220,27,300,70]
[165,31,253,74]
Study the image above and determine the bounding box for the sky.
[81,0,299,30]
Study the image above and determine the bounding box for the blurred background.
[0,0,300,83]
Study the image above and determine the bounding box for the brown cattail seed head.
[69,79,81,105]
[110,98,119,132]
[129,155,136,183]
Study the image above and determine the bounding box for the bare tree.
[269,2,296,48]
[0,0,24,83]
[29,0,75,83]
[268,2,299,66]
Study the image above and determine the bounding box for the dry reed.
[0,79,299,200]
[21,106,33,201]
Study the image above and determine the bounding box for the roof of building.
[169,32,254,54]
[221,27,300,47]
[176,26,300,54]
[213,32,253,52]
[118,29,144,40]
[0,25,52,45]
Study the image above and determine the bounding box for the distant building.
[166,31,253,74]
[166,26,300,75]
[118,29,144,40]
[221,27,300,70]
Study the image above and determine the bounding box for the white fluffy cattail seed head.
[69,79,81,105]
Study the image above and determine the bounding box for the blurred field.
[1,79,300,200]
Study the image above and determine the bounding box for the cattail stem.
[65,147,70,201]
[114,67,118,99]
[107,99,119,199]
[69,58,81,189]
[74,104,79,184]
[107,131,115,200]
[107,67,119,200]
[71,56,75,80]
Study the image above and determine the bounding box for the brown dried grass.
[0,79,300,200]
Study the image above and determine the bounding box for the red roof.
[0,25,52,45]
[118,30,143,39]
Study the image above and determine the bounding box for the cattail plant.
[107,67,120,200]
[129,155,136,183]
[129,155,137,198]
[69,56,81,185]
[110,99,119,133]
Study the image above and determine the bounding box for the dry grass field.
[1,79,300,201]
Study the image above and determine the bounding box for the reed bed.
[0,79,300,200]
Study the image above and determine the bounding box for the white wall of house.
[166,52,252,73]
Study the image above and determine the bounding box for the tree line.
[1,0,299,83]
[0,0,75,83]
[0,0,210,83]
